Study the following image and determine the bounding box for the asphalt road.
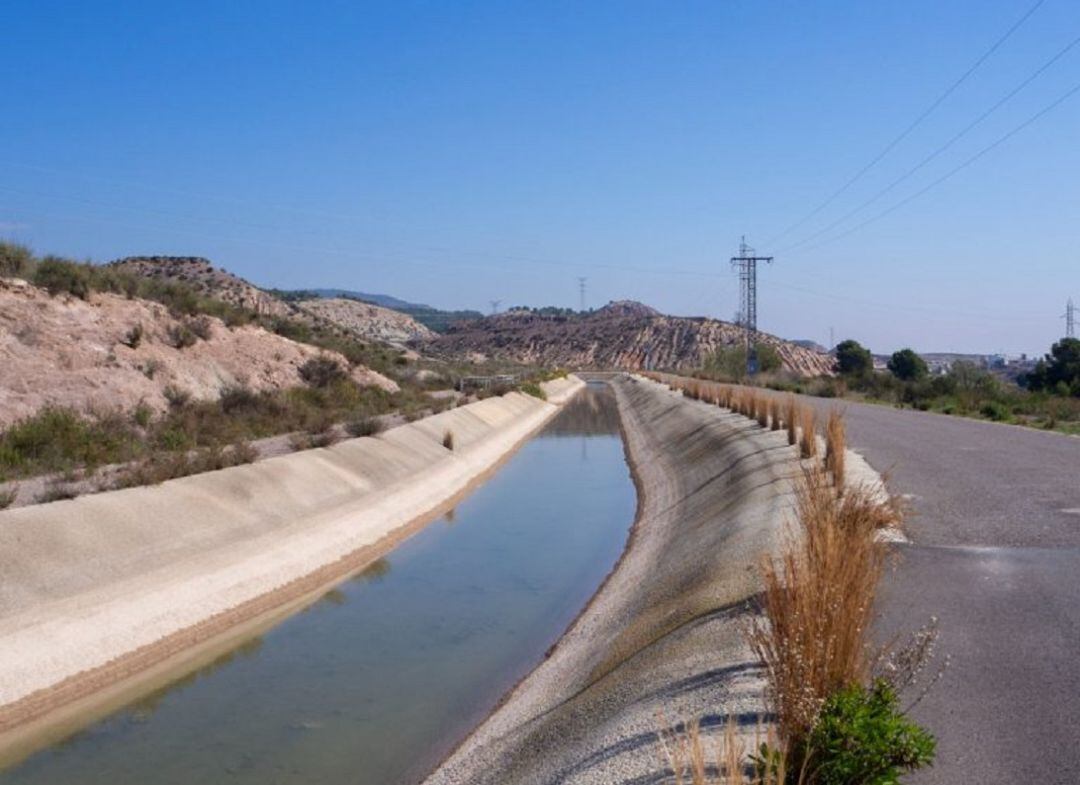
[802,398,1080,784]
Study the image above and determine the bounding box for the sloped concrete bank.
[0,376,584,749]
[425,374,807,785]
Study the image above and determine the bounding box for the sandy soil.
[0,277,397,428]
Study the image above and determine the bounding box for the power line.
[779,30,1080,253]
[0,189,731,284]
[765,0,1046,246]
[793,76,1080,254]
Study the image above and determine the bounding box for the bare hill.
[107,256,293,318]
[0,278,395,427]
[426,300,834,376]
[296,298,435,346]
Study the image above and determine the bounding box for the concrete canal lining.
[425,373,810,785]
[0,376,585,744]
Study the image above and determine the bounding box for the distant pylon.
[730,236,773,375]
[1066,298,1077,338]
[577,277,587,312]
[489,299,502,315]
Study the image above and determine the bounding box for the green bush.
[346,417,384,437]
[980,400,1010,422]
[123,323,144,349]
[520,382,546,400]
[33,257,93,299]
[0,242,35,278]
[167,323,198,349]
[299,355,347,388]
[0,408,139,477]
[797,680,935,785]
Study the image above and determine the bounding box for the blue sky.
[2,1,1079,355]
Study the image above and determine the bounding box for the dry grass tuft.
[798,406,817,459]
[769,398,782,432]
[748,466,887,745]
[657,715,796,785]
[755,394,770,429]
[824,408,846,488]
[442,429,455,451]
[785,395,798,447]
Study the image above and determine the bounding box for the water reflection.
[2,383,634,785]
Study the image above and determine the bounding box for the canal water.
[0,383,635,785]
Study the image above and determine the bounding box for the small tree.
[1024,338,1080,395]
[887,348,928,381]
[835,339,873,376]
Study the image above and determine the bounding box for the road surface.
[803,398,1080,785]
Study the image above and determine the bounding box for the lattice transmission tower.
[730,236,773,376]
[1066,297,1077,338]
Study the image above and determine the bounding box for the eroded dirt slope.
[0,278,395,427]
[296,297,435,346]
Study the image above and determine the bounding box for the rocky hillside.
[107,256,294,318]
[426,300,834,376]
[0,278,395,427]
[296,298,435,346]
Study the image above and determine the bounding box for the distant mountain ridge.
[276,288,483,333]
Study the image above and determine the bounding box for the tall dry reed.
[748,467,887,746]
[798,407,817,459]
[824,408,846,488]
[785,395,797,447]
[755,394,769,429]
[769,398,782,432]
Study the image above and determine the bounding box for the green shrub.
[163,384,192,409]
[980,401,1010,421]
[123,323,144,349]
[33,257,92,299]
[167,322,198,349]
[520,382,546,400]
[0,408,139,477]
[132,401,154,428]
[346,417,384,437]
[0,242,35,278]
[797,680,935,785]
[299,356,347,388]
[187,315,214,340]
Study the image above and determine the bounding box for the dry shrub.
[748,467,887,746]
[754,394,769,428]
[825,408,846,488]
[442,430,455,450]
[769,398,782,431]
[798,406,817,459]
[657,715,794,785]
[785,395,797,447]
